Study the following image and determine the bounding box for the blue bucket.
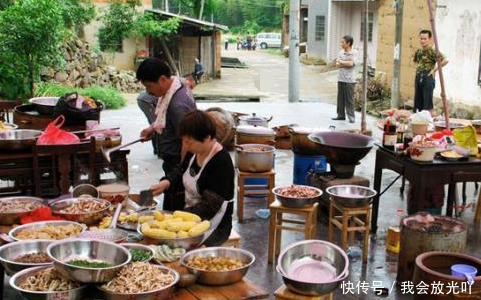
[243,155,275,198]
[293,154,327,185]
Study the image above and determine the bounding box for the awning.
[146,9,229,31]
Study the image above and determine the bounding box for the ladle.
[102,138,144,162]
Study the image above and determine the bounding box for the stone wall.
[41,38,144,93]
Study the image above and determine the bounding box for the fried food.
[276,185,320,198]
[15,224,83,240]
[185,256,246,271]
[18,267,80,291]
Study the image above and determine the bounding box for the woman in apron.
[149,110,235,246]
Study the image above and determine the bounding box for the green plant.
[35,83,126,109]
[133,12,180,40]
[0,0,67,99]
[0,0,12,10]
[57,0,96,29]
[98,0,139,52]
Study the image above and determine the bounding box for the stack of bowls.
[276,240,349,296]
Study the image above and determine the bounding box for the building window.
[315,16,325,41]
[100,38,123,53]
[360,12,374,42]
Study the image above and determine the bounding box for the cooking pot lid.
[239,114,269,122]
[290,126,315,134]
[237,125,275,135]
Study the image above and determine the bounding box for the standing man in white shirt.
[332,35,358,124]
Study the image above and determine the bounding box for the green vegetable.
[129,249,151,262]
[67,259,112,268]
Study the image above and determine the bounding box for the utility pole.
[165,0,169,12]
[391,0,404,108]
[361,0,369,133]
[288,0,300,103]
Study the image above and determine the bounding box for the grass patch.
[34,83,126,109]
[263,48,283,56]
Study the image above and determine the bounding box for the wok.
[308,131,374,165]
[0,129,42,151]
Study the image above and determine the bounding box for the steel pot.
[289,126,322,155]
[0,129,42,151]
[28,97,59,115]
[238,113,272,127]
[236,144,275,173]
[235,125,275,145]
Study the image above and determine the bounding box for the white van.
[256,33,282,49]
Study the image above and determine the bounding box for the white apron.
[182,142,234,244]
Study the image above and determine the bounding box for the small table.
[172,280,269,300]
[372,145,481,233]
[274,285,333,300]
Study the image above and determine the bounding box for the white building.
[303,0,379,65]
[435,0,481,107]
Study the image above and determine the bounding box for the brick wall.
[376,0,436,102]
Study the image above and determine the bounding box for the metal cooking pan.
[0,129,42,151]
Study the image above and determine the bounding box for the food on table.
[103,194,126,204]
[140,211,210,239]
[58,198,109,214]
[97,183,129,205]
[441,150,463,159]
[18,267,80,291]
[15,224,83,240]
[185,256,246,271]
[20,206,62,224]
[276,185,320,198]
[101,262,175,293]
[0,198,42,213]
[129,249,152,262]
[66,259,112,268]
[244,146,271,152]
[0,121,14,131]
[153,245,186,262]
[410,136,437,148]
[13,252,52,264]
[99,211,158,229]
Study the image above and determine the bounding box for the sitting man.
[193,58,204,84]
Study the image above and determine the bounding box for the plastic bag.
[452,126,479,157]
[37,115,80,145]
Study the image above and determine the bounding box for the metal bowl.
[72,184,99,198]
[277,240,349,296]
[49,197,111,225]
[9,265,88,300]
[137,223,206,250]
[9,220,87,242]
[272,185,322,208]
[47,239,131,283]
[0,240,52,276]
[120,243,154,262]
[180,247,255,285]
[28,97,59,115]
[77,229,130,244]
[0,122,18,131]
[0,196,45,225]
[0,129,42,151]
[326,185,377,207]
[97,265,179,300]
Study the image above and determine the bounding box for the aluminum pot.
[49,197,111,226]
[289,126,322,155]
[236,144,275,173]
[0,129,42,151]
[28,97,59,115]
[235,125,275,145]
[238,113,272,127]
[0,196,45,225]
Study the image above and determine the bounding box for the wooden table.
[372,146,481,233]
[171,280,268,300]
[0,149,129,196]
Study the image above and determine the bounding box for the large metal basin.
[0,129,42,151]
[308,131,374,165]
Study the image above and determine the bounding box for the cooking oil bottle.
[386,208,404,254]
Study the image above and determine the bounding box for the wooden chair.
[33,137,96,197]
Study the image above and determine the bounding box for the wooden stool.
[268,201,318,264]
[274,285,333,300]
[328,201,371,263]
[222,229,242,248]
[237,170,275,222]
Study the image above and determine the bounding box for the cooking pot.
[206,107,235,150]
[238,113,272,127]
[28,97,59,115]
[236,144,275,173]
[289,126,322,155]
[236,125,275,145]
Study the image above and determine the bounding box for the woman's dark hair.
[136,58,172,82]
[343,35,354,47]
[179,110,217,142]
[419,29,432,38]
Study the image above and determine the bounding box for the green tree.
[0,0,66,99]
[57,0,96,29]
